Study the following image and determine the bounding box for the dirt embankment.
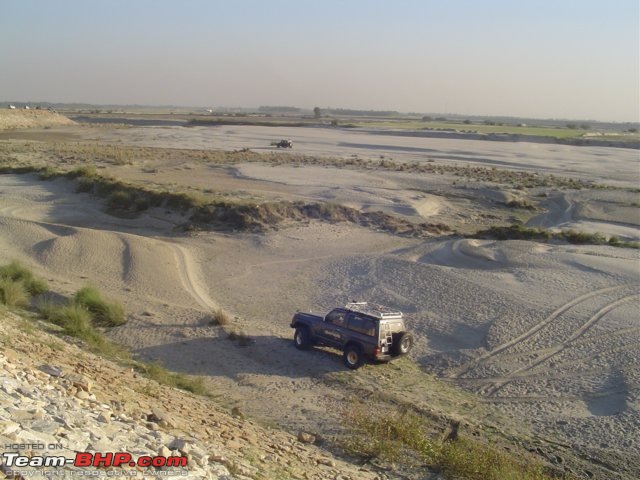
[0,109,76,130]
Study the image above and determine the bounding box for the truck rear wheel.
[343,344,364,370]
[294,326,312,350]
[391,332,414,356]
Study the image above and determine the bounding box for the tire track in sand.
[483,293,639,396]
[451,285,628,378]
[170,243,218,311]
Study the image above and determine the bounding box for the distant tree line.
[565,123,591,130]
[326,108,398,116]
[258,106,301,113]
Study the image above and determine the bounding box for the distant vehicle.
[8,105,16,109]
[273,139,293,148]
[290,302,414,369]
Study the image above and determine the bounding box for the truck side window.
[347,315,376,336]
[326,310,346,327]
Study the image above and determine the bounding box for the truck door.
[317,309,347,347]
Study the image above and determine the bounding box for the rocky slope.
[0,309,404,480]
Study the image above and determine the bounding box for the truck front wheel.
[343,344,364,370]
[294,326,312,350]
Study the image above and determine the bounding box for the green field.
[353,120,589,138]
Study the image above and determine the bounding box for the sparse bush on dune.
[0,260,48,296]
[139,360,207,395]
[37,298,128,358]
[0,278,29,307]
[39,300,93,336]
[107,189,136,211]
[74,286,126,327]
[473,225,639,249]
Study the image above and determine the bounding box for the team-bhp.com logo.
[2,452,188,475]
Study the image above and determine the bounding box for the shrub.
[107,190,135,210]
[438,437,548,480]
[0,278,29,307]
[559,230,606,245]
[0,260,48,295]
[75,177,95,193]
[342,403,435,462]
[38,166,58,180]
[42,302,93,336]
[37,300,126,357]
[342,403,556,480]
[74,287,126,327]
[209,308,231,326]
[140,361,207,395]
[68,164,97,178]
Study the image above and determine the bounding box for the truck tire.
[343,344,364,370]
[294,326,312,350]
[391,332,414,356]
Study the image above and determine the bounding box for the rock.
[317,457,336,467]
[75,390,89,400]
[69,375,93,393]
[158,446,172,458]
[38,364,63,377]
[169,438,191,454]
[231,406,244,419]
[0,421,20,435]
[297,431,316,444]
[225,440,243,450]
[96,412,111,423]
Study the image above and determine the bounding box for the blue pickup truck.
[290,302,414,369]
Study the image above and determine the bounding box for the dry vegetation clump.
[190,200,451,236]
[342,402,566,480]
[208,307,231,326]
[473,225,639,248]
[226,328,252,347]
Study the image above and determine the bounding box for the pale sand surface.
[78,125,640,187]
[0,126,639,477]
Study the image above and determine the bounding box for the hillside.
[0,308,389,480]
[0,109,76,130]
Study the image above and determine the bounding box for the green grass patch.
[0,278,29,307]
[0,260,49,295]
[352,120,587,139]
[342,403,563,480]
[74,286,126,327]
[36,299,128,358]
[139,360,207,395]
[438,437,550,480]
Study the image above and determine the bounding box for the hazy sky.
[1,0,638,121]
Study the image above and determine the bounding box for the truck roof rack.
[344,302,403,319]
